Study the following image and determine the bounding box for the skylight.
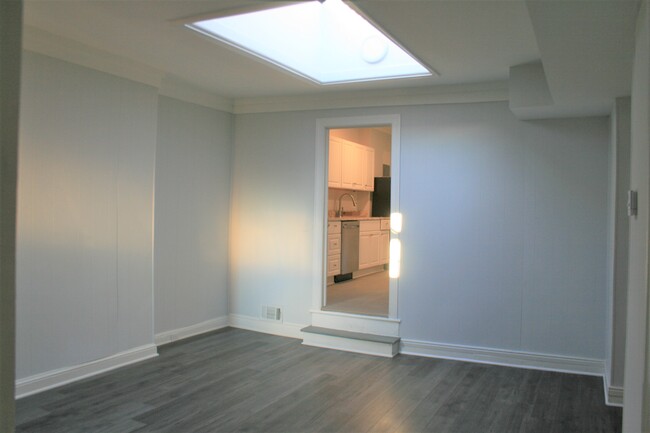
[186,0,433,85]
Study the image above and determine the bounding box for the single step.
[310,310,400,336]
[301,326,400,358]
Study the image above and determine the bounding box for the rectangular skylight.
[186,0,433,85]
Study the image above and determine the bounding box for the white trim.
[228,314,306,339]
[23,26,163,89]
[400,339,605,376]
[302,332,398,358]
[155,316,229,346]
[310,310,400,337]
[603,374,624,407]
[22,26,509,116]
[23,26,508,115]
[15,344,158,399]
[23,26,234,112]
[233,81,509,114]
[158,76,234,112]
[313,114,402,321]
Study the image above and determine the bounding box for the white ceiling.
[23,0,639,114]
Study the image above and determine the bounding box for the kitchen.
[325,127,392,317]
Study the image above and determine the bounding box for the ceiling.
[22,0,640,115]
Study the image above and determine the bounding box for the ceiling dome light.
[361,36,389,64]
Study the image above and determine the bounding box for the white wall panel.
[16,52,157,379]
[231,111,318,325]
[154,96,232,334]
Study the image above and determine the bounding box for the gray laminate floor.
[16,327,622,433]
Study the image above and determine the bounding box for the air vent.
[261,305,282,321]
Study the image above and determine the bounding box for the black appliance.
[371,177,391,217]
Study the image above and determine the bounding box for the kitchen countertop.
[328,216,389,221]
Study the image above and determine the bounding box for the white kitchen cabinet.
[361,146,375,191]
[327,221,342,277]
[327,255,341,276]
[380,231,390,264]
[328,139,342,188]
[359,219,390,269]
[327,234,341,252]
[341,140,362,189]
[359,220,381,270]
[359,231,381,269]
[327,221,341,234]
[328,137,374,191]
[360,220,381,232]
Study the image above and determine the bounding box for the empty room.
[1,0,650,432]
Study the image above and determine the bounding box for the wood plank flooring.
[15,328,622,433]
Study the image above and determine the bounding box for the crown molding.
[22,26,234,113]
[232,81,509,114]
[22,26,509,115]
[23,26,164,88]
[159,76,233,113]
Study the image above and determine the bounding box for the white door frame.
[311,114,401,319]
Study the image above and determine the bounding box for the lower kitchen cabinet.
[327,221,341,277]
[380,230,390,264]
[359,219,389,270]
[359,230,381,269]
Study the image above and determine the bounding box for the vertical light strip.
[390,212,402,233]
[389,238,401,279]
[389,212,402,278]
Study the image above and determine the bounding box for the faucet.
[337,193,357,217]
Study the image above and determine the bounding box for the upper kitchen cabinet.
[328,138,342,188]
[361,146,374,191]
[329,136,374,191]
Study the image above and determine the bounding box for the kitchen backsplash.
[328,188,371,217]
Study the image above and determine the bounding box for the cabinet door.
[327,256,341,276]
[341,141,362,189]
[362,147,375,191]
[380,231,390,264]
[359,231,381,269]
[328,139,342,188]
[359,232,372,269]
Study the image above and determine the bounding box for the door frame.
[311,114,401,319]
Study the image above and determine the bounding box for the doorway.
[324,127,391,317]
[311,114,401,320]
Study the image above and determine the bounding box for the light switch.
[628,190,638,217]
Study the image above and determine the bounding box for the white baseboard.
[16,344,158,399]
[603,374,624,407]
[155,316,229,346]
[229,314,306,339]
[400,339,605,376]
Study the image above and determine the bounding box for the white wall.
[230,101,610,360]
[606,97,630,391]
[154,96,232,335]
[16,52,158,379]
[230,110,319,325]
[400,105,608,358]
[623,1,650,430]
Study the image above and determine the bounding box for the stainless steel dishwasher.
[340,220,360,275]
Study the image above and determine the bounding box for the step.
[301,326,400,358]
[310,309,400,336]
